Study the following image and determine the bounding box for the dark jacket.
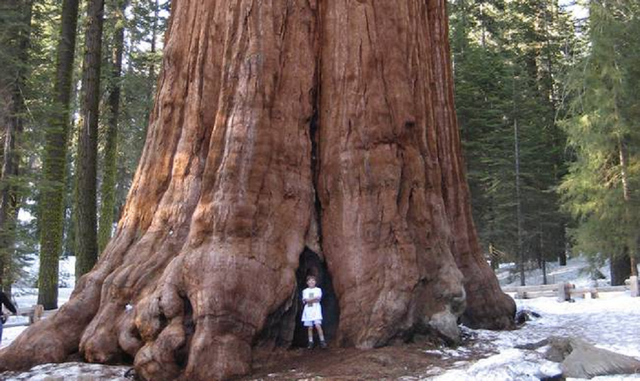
[0,291,17,316]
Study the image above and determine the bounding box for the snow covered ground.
[497,255,611,289]
[1,256,75,350]
[1,363,131,381]
[428,293,640,380]
[427,256,640,380]
[2,255,639,380]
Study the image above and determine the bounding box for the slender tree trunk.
[480,3,486,48]
[0,87,20,290]
[149,0,158,90]
[514,117,525,286]
[0,0,33,291]
[38,0,81,309]
[617,136,637,277]
[0,87,21,290]
[0,2,515,378]
[489,242,498,270]
[142,0,159,136]
[98,0,127,253]
[559,241,568,266]
[75,0,105,278]
[544,0,558,114]
[611,252,631,286]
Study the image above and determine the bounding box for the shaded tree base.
[247,342,480,380]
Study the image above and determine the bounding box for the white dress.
[301,287,323,323]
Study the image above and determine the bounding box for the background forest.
[451,0,640,286]
[0,0,638,308]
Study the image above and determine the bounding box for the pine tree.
[450,0,574,284]
[75,0,105,278]
[114,0,167,214]
[0,0,33,293]
[98,0,127,253]
[37,0,81,309]
[560,0,640,285]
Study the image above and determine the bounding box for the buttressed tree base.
[0,1,515,379]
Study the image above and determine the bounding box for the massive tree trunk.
[0,1,515,379]
[38,0,81,309]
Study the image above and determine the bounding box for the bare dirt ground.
[245,336,494,381]
[0,333,495,380]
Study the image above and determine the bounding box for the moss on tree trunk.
[74,0,104,278]
[38,0,81,309]
[98,0,127,253]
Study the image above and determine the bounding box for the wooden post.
[32,304,44,324]
[630,276,639,297]
[557,282,570,302]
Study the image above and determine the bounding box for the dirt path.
[245,338,494,381]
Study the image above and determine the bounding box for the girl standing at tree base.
[302,275,327,349]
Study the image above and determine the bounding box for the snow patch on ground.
[1,256,75,349]
[429,293,640,380]
[431,348,561,381]
[497,255,611,288]
[14,254,76,290]
[1,362,131,380]
[3,256,640,380]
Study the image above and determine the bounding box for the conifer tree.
[98,0,128,253]
[75,0,105,278]
[0,0,33,293]
[37,0,81,308]
[450,0,575,283]
[560,0,640,284]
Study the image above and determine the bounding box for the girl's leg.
[307,326,314,348]
[314,323,326,345]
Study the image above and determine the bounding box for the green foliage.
[1,0,59,290]
[450,0,575,273]
[560,0,640,262]
[112,0,168,213]
[0,0,167,290]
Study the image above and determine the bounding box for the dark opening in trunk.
[292,248,339,347]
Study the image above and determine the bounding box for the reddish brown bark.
[0,1,514,379]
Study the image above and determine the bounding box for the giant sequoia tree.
[0,1,515,379]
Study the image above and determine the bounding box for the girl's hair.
[306,275,317,282]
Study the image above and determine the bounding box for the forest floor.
[245,339,488,380]
[3,256,640,380]
[245,290,640,381]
